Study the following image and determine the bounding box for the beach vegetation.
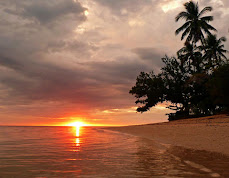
[130,1,228,121]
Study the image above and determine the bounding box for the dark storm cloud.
[23,1,86,24]
[0,54,90,103]
[2,0,86,24]
[0,53,149,108]
[0,0,93,107]
[0,0,87,60]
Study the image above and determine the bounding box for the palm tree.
[202,34,228,68]
[177,42,202,73]
[175,1,217,45]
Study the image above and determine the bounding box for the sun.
[67,121,87,137]
[68,121,86,127]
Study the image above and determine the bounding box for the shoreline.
[106,114,229,156]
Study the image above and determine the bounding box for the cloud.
[0,1,88,62]
[132,47,164,72]
[93,0,153,15]
[0,53,151,110]
[2,0,86,24]
[24,1,86,24]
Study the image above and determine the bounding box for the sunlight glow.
[68,121,86,137]
[128,19,145,27]
[68,121,86,127]
[84,10,89,16]
[76,126,80,137]
[161,1,182,13]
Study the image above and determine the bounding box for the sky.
[0,0,228,126]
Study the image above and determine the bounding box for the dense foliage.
[130,1,228,121]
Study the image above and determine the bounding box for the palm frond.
[200,16,213,22]
[219,46,228,52]
[203,22,217,31]
[219,37,227,42]
[195,2,199,16]
[177,47,185,55]
[218,52,227,59]
[218,45,225,49]
[175,12,189,22]
[199,6,213,17]
[186,32,193,42]
[181,27,191,40]
[175,21,190,35]
[201,26,211,36]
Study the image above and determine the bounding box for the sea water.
[0,126,228,177]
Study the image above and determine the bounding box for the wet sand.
[107,114,229,156]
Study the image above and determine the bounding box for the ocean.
[0,126,228,177]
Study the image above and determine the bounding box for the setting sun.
[68,121,86,137]
[68,121,87,127]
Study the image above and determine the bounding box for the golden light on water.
[74,128,80,152]
[68,122,86,152]
[76,138,80,147]
[68,121,85,137]
[76,125,80,137]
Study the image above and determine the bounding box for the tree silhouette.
[177,42,202,73]
[208,64,229,110]
[130,1,229,121]
[201,34,228,68]
[129,72,165,112]
[175,1,216,45]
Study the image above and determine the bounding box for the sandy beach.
[107,114,229,156]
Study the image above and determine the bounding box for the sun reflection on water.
[75,126,80,151]
[74,124,81,152]
[76,125,80,137]
[76,137,80,147]
[69,122,86,152]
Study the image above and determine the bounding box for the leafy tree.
[175,1,216,45]
[129,72,165,112]
[161,56,190,112]
[187,73,213,115]
[130,56,190,115]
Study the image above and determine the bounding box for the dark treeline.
[130,1,228,121]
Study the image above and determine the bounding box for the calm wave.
[0,126,228,177]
